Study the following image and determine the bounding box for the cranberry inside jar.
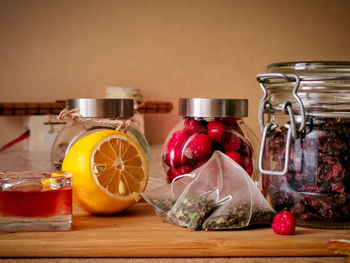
[162,98,259,183]
[258,61,350,229]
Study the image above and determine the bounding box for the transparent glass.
[262,117,350,229]
[51,121,150,170]
[0,170,72,232]
[162,117,259,183]
[268,61,350,76]
[266,61,350,115]
[261,62,350,229]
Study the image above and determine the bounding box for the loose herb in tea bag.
[165,151,230,230]
[169,196,216,231]
[149,198,176,223]
[143,151,226,230]
[202,152,275,230]
[143,151,274,231]
[202,202,275,230]
[142,176,194,224]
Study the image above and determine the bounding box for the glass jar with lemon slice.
[51,98,150,215]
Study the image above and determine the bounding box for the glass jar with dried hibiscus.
[257,61,350,229]
[162,98,259,183]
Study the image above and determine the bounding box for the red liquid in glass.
[0,187,72,217]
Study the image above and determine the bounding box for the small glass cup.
[0,170,72,232]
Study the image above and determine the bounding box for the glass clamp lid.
[257,61,350,176]
[179,98,248,118]
[257,61,350,129]
[267,61,350,77]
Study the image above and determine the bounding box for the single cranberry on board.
[272,211,296,235]
[183,133,212,161]
[167,165,194,183]
[184,119,207,135]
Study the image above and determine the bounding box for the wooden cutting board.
[0,203,349,258]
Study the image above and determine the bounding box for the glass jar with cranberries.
[162,98,259,183]
[257,61,350,229]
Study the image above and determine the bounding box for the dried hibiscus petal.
[263,118,350,225]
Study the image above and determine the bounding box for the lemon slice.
[62,130,148,214]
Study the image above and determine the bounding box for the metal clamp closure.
[257,73,305,135]
[256,73,306,175]
[258,122,292,176]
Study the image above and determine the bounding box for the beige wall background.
[1,0,350,146]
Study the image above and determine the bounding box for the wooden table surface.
[0,148,349,262]
[0,203,349,262]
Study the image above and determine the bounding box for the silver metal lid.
[179,98,248,118]
[67,98,134,118]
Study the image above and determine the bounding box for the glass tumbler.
[0,170,72,232]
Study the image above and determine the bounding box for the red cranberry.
[245,165,253,176]
[225,122,244,136]
[272,211,296,235]
[241,155,253,169]
[183,133,212,161]
[217,117,238,125]
[170,130,189,148]
[167,165,194,183]
[165,147,186,168]
[184,118,207,135]
[240,142,252,158]
[223,133,241,152]
[225,151,242,166]
[207,121,227,143]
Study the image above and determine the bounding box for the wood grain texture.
[0,257,347,263]
[0,101,173,116]
[0,203,349,258]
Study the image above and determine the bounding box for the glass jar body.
[162,117,259,183]
[51,120,150,170]
[262,115,350,229]
[258,62,350,229]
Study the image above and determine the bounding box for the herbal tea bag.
[142,176,194,224]
[165,153,228,231]
[143,151,274,231]
[202,152,275,230]
[143,151,226,230]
